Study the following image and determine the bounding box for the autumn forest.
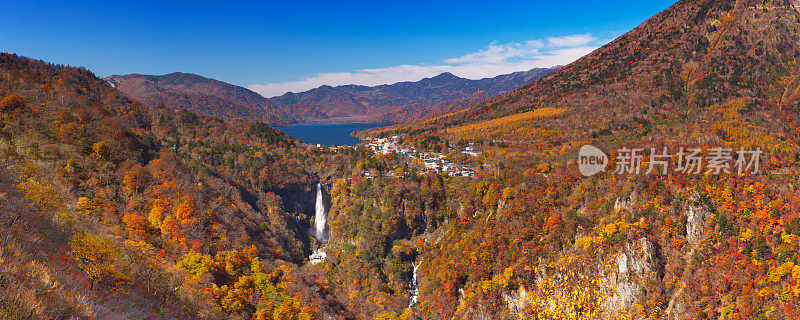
[5,0,800,319]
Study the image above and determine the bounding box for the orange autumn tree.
[122,164,151,194]
[160,215,182,241]
[175,194,197,222]
[123,212,152,241]
[0,93,23,112]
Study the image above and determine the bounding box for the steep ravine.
[271,183,332,260]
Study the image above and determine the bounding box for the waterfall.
[314,183,326,242]
[309,183,328,265]
[408,259,422,308]
[314,183,325,241]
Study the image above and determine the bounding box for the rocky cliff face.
[601,238,659,315]
[502,286,534,316]
[685,193,711,246]
[273,184,317,218]
[272,183,330,235]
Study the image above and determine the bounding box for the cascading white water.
[314,183,326,241]
[309,183,328,265]
[408,259,422,308]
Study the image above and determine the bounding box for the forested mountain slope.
[381,0,800,143]
[0,53,357,319]
[8,0,800,319]
[105,72,286,124]
[339,0,800,318]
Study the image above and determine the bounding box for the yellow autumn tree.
[69,233,131,289]
[148,199,166,228]
[524,254,613,319]
[18,178,66,215]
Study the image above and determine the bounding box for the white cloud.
[547,34,595,47]
[443,40,544,64]
[249,34,605,97]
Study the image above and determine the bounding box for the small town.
[360,135,476,177]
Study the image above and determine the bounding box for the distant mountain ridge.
[267,67,558,123]
[106,67,558,125]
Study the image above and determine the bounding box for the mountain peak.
[428,72,461,82]
[433,72,458,79]
[390,0,800,140]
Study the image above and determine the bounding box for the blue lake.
[277,123,394,146]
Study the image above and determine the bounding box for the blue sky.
[2,0,676,97]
